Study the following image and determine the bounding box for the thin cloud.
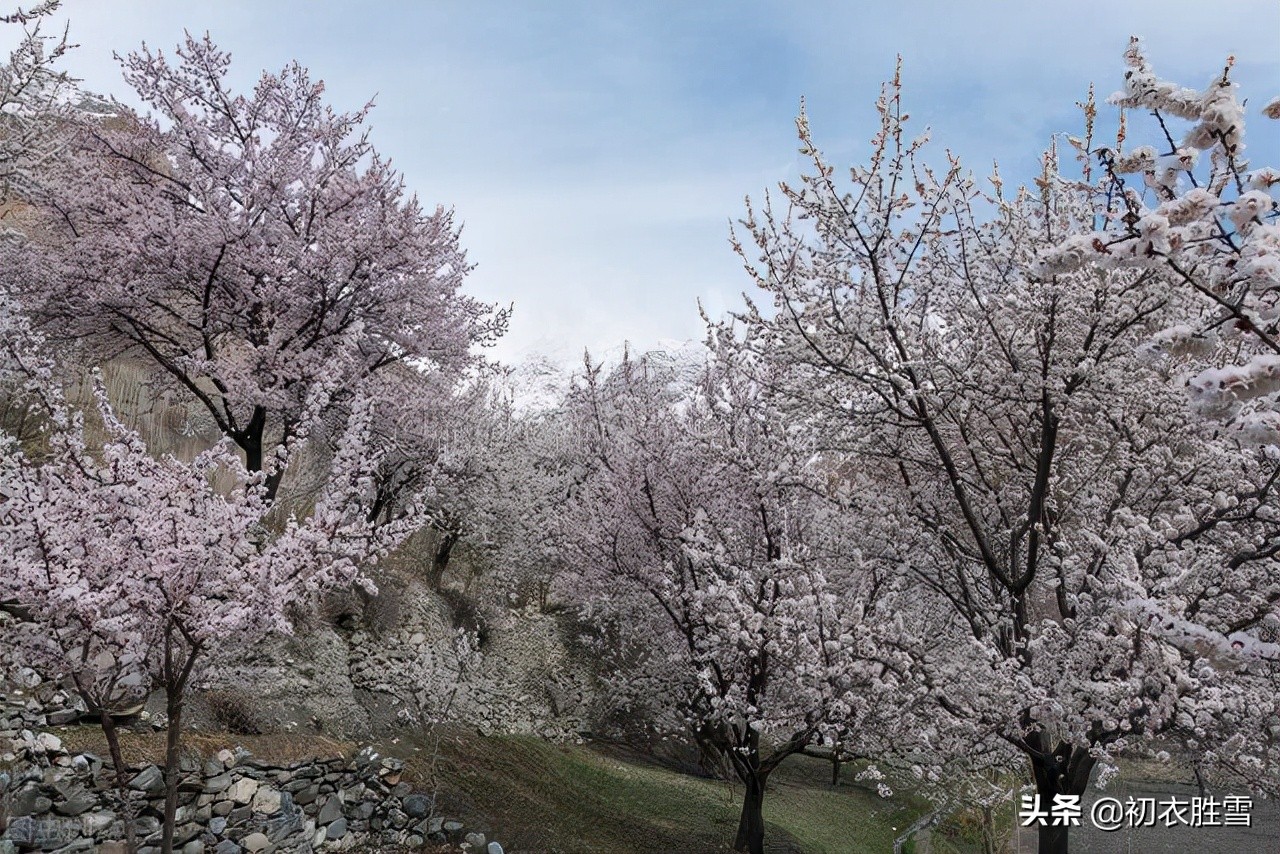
[38,0,1280,362]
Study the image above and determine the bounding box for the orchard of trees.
[0,5,1276,854]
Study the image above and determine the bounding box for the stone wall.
[0,695,504,854]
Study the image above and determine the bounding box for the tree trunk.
[733,771,768,854]
[1037,821,1068,854]
[99,710,137,854]
[1027,740,1097,854]
[161,690,184,854]
[239,406,284,501]
[240,406,266,473]
[427,530,459,590]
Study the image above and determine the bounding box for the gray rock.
[4,815,79,849]
[466,831,488,849]
[250,786,281,815]
[487,843,504,854]
[181,841,205,854]
[35,732,62,753]
[52,786,97,817]
[173,822,202,846]
[403,793,431,818]
[209,817,227,835]
[129,765,165,794]
[203,773,232,793]
[71,755,101,780]
[213,841,240,854]
[317,794,343,824]
[292,785,319,805]
[264,792,303,843]
[50,840,94,852]
[177,774,204,793]
[7,786,52,816]
[79,811,116,836]
[325,818,347,840]
[241,833,268,853]
[225,777,257,804]
[1,817,38,846]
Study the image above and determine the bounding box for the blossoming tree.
[722,61,1280,853]
[1040,38,1280,443]
[0,0,73,205]
[4,32,506,500]
[560,352,916,854]
[1,309,417,853]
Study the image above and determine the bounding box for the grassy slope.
[403,730,933,854]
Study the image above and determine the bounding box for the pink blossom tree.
[560,352,916,854]
[0,316,416,851]
[722,62,1280,853]
[4,32,506,500]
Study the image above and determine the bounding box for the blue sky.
[42,1,1280,362]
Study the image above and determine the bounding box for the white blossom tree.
[468,360,581,610]
[560,351,916,854]
[1039,38,1280,443]
[722,61,1280,853]
[1032,37,1280,799]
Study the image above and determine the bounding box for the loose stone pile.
[1,694,504,853]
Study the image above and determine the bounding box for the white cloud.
[33,0,1280,364]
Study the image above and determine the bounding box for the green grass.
[395,730,937,854]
